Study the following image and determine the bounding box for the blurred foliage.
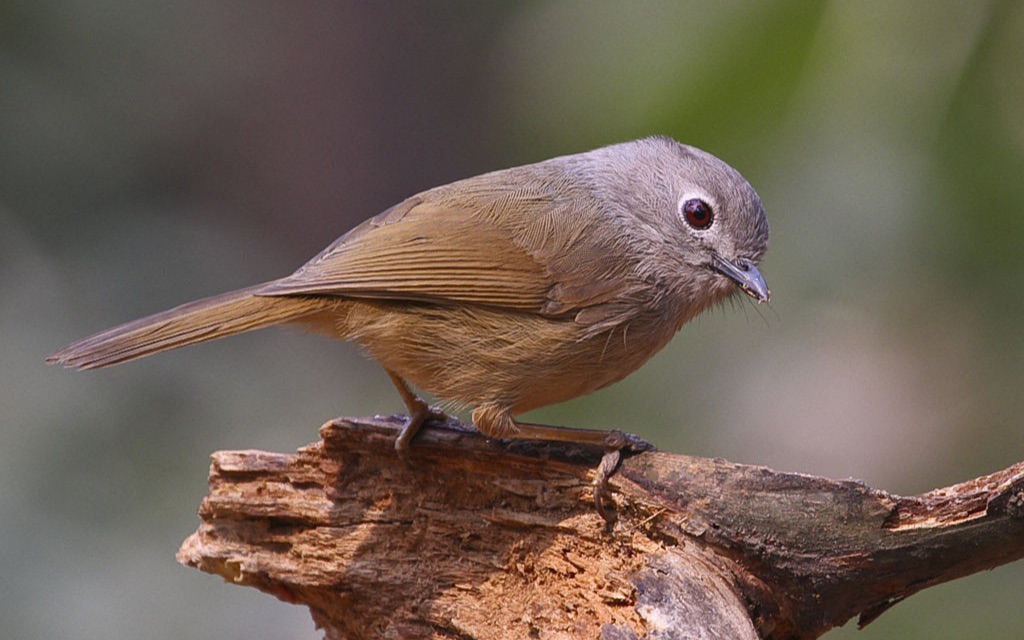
[2,2,1022,639]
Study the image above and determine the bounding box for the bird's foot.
[394,403,449,462]
[602,429,655,454]
[594,430,654,526]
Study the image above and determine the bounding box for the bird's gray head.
[590,136,770,305]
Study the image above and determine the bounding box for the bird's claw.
[594,430,654,526]
[394,405,450,463]
[593,448,622,525]
[603,429,655,454]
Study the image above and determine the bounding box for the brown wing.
[258,168,642,325]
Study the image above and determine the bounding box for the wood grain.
[178,416,1024,639]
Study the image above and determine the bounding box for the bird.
[49,136,770,516]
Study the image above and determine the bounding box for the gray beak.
[712,255,771,302]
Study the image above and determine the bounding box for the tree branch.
[177,416,1024,639]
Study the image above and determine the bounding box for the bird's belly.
[333,299,677,414]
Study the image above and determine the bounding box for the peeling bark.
[177,416,1024,639]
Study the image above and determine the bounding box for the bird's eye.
[681,198,714,230]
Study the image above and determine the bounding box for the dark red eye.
[682,198,714,229]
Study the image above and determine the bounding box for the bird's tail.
[47,284,323,370]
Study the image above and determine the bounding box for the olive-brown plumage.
[49,136,770,456]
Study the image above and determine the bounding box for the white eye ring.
[678,192,717,231]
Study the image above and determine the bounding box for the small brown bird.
[49,136,769,512]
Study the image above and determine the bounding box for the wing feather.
[258,168,642,325]
[260,201,551,309]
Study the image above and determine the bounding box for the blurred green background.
[4,1,1022,638]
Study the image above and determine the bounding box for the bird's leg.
[385,370,446,458]
[472,404,653,523]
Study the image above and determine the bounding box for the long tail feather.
[47,284,322,370]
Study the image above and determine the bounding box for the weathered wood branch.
[178,416,1024,639]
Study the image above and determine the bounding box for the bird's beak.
[712,255,771,303]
